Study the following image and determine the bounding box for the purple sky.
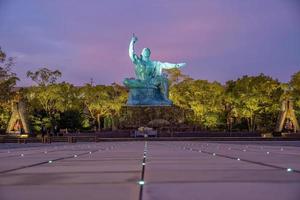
[0,0,300,86]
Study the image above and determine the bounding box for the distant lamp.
[138,180,145,185]
[287,168,293,172]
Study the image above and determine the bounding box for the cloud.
[0,0,299,86]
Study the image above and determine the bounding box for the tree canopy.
[0,46,299,133]
[0,47,18,131]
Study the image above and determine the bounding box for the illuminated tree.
[164,68,192,87]
[225,74,282,132]
[79,84,127,131]
[0,47,19,130]
[170,79,225,129]
[105,84,127,130]
[290,71,300,119]
[25,82,82,133]
[79,84,111,131]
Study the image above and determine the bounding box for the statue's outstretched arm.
[129,34,138,63]
[160,62,186,69]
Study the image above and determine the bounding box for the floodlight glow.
[21,154,24,157]
[213,153,216,156]
[243,149,246,152]
[44,151,47,154]
[48,160,52,163]
[267,152,270,154]
[74,155,78,158]
[237,158,240,161]
[89,152,92,154]
[142,163,146,166]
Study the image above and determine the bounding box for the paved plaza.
[0,141,300,200]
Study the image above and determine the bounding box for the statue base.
[119,105,185,129]
[127,87,172,106]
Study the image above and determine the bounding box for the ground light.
[138,180,145,185]
[237,158,240,161]
[287,168,293,172]
[48,160,53,163]
[74,155,78,158]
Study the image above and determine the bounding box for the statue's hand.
[176,63,186,68]
[131,34,138,43]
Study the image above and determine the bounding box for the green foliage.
[170,79,225,129]
[59,110,82,131]
[290,71,300,119]
[0,57,298,133]
[0,47,18,131]
[27,67,61,86]
[24,82,82,132]
[225,74,283,131]
[0,48,18,103]
[79,83,127,130]
[0,106,10,130]
[164,68,192,87]
[169,73,284,132]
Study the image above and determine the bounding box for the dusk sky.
[0,0,299,86]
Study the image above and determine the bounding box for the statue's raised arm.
[124,34,187,106]
[129,34,138,63]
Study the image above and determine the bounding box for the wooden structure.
[275,99,299,133]
[6,97,30,135]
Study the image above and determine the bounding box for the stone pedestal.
[127,87,171,106]
[119,105,185,129]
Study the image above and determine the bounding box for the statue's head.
[141,48,151,59]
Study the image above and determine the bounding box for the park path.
[0,141,300,200]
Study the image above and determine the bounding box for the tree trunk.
[97,114,101,132]
[249,116,254,132]
[252,115,255,132]
[226,114,232,132]
[111,117,117,131]
[247,118,251,132]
